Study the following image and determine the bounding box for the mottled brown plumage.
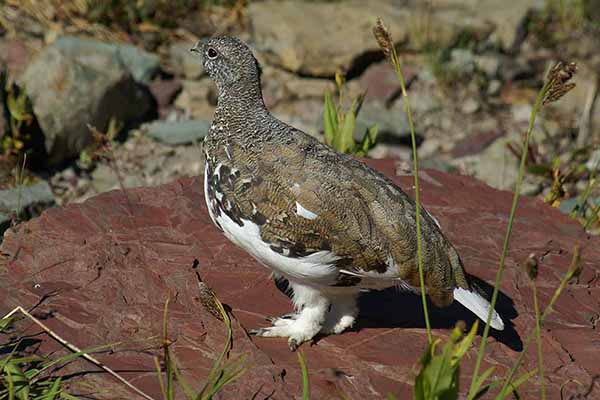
[204,131,470,306]
[192,36,503,350]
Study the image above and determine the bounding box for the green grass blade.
[532,282,546,400]
[202,356,248,399]
[297,351,310,400]
[467,66,555,400]
[0,339,23,372]
[30,344,114,383]
[495,369,538,400]
[496,246,581,398]
[36,377,61,400]
[373,17,432,345]
[7,364,15,400]
[0,316,15,332]
[358,124,379,156]
[196,295,248,400]
[153,356,167,400]
[470,367,496,399]
[170,357,197,399]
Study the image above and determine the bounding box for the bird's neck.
[213,81,268,126]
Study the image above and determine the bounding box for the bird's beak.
[190,41,202,54]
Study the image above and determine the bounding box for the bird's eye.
[207,48,218,59]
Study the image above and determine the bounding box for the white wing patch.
[215,202,338,285]
[453,287,504,330]
[295,201,318,220]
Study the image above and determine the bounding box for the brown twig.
[2,306,156,400]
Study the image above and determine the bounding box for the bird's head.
[190,36,262,94]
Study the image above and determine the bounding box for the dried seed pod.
[196,272,225,321]
[524,253,539,281]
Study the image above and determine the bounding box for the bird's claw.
[248,326,305,351]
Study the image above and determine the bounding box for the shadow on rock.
[274,273,522,351]
[357,275,522,352]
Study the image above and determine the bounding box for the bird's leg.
[321,291,359,335]
[265,312,299,326]
[250,283,329,351]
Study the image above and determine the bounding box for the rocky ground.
[1,1,600,399]
[2,160,599,399]
[0,0,599,234]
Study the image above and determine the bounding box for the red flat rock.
[1,159,599,399]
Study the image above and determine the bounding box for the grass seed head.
[543,61,577,105]
[373,18,394,59]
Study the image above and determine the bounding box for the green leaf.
[338,100,357,153]
[7,91,30,122]
[357,124,379,156]
[354,92,366,116]
[323,91,338,147]
[451,321,478,365]
[414,323,477,400]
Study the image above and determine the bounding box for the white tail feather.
[453,287,505,330]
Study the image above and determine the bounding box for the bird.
[190,36,504,351]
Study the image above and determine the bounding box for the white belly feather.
[204,162,340,286]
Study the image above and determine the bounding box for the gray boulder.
[356,101,410,141]
[53,36,160,84]
[20,37,157,165]
[0,181,55,236]
[248,0,493,77]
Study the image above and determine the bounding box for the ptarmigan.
[191,36,504,351]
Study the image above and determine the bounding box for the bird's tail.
[453,287,504,330]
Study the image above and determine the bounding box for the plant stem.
[583,202,600,230]
[389,45,432,344]
[468,78,552,398]
[532,282,546,399]
[496,245,580,399]
[298,351,311,400]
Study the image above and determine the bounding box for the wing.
[207,134,468,299]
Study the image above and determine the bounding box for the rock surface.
[248,0,494,77]
[20,37,157,165]
[1,159,599,399]
[53,36,161,84]
[142,120,210,145]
